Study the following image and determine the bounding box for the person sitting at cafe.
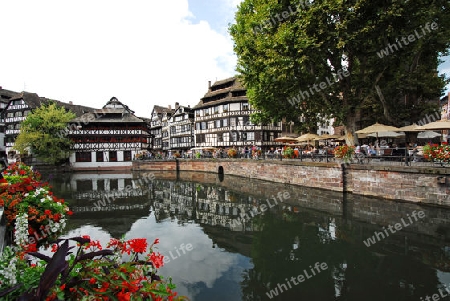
[412,145,424,162]
[367,143,377,156]
[294,147,299,158]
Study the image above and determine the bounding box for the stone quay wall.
[132,159,450,207]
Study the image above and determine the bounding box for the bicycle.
[352,152,369,164]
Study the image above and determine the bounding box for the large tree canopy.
[230,0,450,144]
[14,102,76,165]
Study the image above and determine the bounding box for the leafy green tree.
[14,102,76,165]
[230,0,450,144]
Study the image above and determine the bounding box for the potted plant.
[334,145,355,163]
[423,143,450,166]
[227,148,238,158]
[282,147,294,158]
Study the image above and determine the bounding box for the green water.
[43,170,450,301]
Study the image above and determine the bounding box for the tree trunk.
[344,114,358,146]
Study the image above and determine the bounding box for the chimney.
[69,101,73,105]
[168,104,171,110]
[175,102,180,109]
[208,80,211,92]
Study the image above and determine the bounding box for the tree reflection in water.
[43,171,450,301]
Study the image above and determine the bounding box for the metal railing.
[135,147,450,168]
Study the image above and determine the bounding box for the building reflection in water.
[42,170,450,301]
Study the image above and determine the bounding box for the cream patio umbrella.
[356,122,401,142]
[332,135,346,141]
[397,123,422,132]
[416,120,450,142]
[355,123,401,135]
[415,120,450,131]
[356,123,402,156]
[274,136,298,143]
[296,133,320,148]
[314,134,340,140]
[367,131,405,138]
[296,133,320,142]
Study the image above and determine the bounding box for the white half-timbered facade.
[149,105,174,152]
[193,77,282,148]
[0,88,20,158]
[68,97,151,170]
[168,105,194,152]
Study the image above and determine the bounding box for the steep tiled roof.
[0,88,20,104]
[152,105,174,114]
[8,92,96,117]
[194,76,248,109]
[71,97,146,124]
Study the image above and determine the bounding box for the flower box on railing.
[423,143,450,165]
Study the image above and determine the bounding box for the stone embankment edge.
[132,159,450,207]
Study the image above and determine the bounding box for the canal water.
[41,170,450,301]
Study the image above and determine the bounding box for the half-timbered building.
[67,97,151,170]
[149,105,174,152]
[1,91,93,161]
[168,104,194,153]
[193,77,282,149]
[161,108,173,152]
[0,87,20,157]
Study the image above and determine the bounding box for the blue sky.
[0,0,448,115]
[439,55,450,96]
[0,0,242,114]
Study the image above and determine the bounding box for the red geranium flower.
[127,238,147,253]
[149,252,164,269]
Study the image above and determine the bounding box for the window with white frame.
[247,132,255,141]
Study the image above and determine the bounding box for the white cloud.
[0,0,239,116]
